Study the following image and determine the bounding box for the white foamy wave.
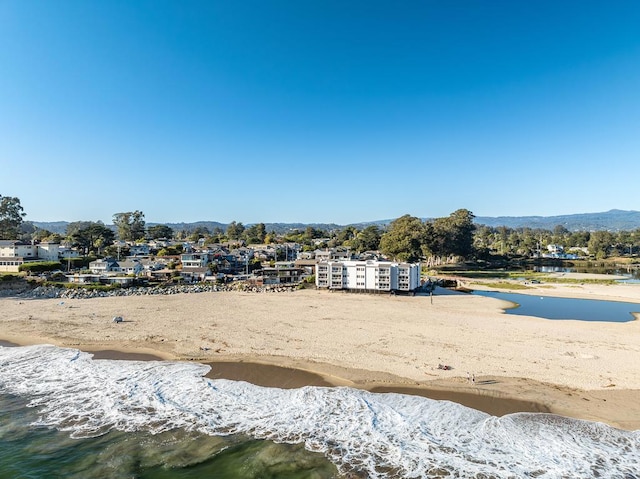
[1,345,638,478]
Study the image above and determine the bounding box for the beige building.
[0,241,60,272]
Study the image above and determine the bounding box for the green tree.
[429,209,476,258]
[0,195,26,239]
[226,221,245,240]
[552,225,570,245]
[113,211,146,241]
[379,215,428,262]
[244,223,267,244]
[566,231,590,248]
[335,226,357,247]
[352,225,381,252]
[264,232,276,244]
[448,209,476,257]
[66,221,95,238]
[71,223,115,255]
[187,226,210,242]
[588,230,614,259]
[147,224,174,240]
[32,228,54,242]
[303,226,326,241]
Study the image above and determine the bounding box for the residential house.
[249,244,278,262]
[542,244,578,260]
[314,248,352,262]
[112,260,143,275]
[180,252,209,268]
[66,273,102,284]
[257,266,304,285]
[89,258,118,275]
[88,258,143,276]
[279,242,301,261]
[218,247,253,275]
[296,251,315,260]
[294,259,317,275]
[58,246,81,259]
[129,244,151,256]
[147,239,171,252]
[179,267,210,282]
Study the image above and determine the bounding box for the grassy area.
[441,269,620,286]
[535,277,618,286]
[436,270,545,280]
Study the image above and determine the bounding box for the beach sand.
[2,279,640,430]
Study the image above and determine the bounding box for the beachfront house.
[179,267,210,282]
[89,258,118,274]
[180,252,209,268]
[316,259,421,293]
[88,258,143,276]
[256,261,305,285]
[112,260,143,275]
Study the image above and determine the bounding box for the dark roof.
[180,267,209,273]
[0,240,26,246]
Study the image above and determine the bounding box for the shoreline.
[3,339,638,430]
[0,340,552,417]
[2,283,640,430]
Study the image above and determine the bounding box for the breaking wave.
[1,345,638,478]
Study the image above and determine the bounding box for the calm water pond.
[472,290,640,322]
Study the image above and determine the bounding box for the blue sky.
[1,1,639,225]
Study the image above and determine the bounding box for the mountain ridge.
[28,209,640,234]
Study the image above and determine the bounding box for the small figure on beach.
[112,316,123,324]
[467,371,471,382]
[472,374,476,384]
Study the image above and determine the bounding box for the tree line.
[2,194,639,261]
[474,224,640,260]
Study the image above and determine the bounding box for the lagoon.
[473,290,640,322]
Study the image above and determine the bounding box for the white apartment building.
[315,260,421,292]
[0,241,60,272]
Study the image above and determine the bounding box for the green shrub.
[45,282,122,291]
[18,261,62,273]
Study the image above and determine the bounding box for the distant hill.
[27,220,343,235]
[27,221,71,234]
[158,221,344,234]
[353,210,640,232]
[160,221,227,232]
[28,209,640,235]
[473,209,640,231]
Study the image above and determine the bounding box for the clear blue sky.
[2,1,639,225]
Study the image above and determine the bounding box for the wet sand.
[2,282,640,430]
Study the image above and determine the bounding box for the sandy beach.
[2,278,640,430]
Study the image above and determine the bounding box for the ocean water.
[1,345,639,478]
